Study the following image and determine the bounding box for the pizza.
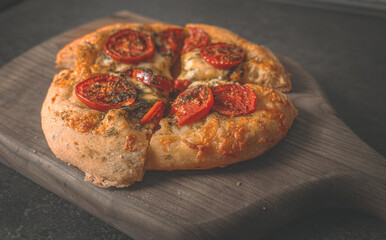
[41,22,297,187]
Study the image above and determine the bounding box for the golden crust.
[145,84,297,170]
[178,24,291,92]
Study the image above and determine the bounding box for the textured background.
[0,0,385,239]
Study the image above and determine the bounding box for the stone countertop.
[0,0,385,239]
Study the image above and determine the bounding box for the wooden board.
[0,11,384,239]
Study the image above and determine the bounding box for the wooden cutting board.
[0,11,384,240]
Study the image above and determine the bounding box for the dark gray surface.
[0,0,385,239]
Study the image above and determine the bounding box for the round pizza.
[41,22,297,187]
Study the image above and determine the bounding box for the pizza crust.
[146,83,297,170]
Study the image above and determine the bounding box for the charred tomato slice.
[170,85,214,126]
[200,43,244,69]
[211,84,257,116]
[104,29,155,64]
[75,74,137,112]
[173,79,191,93]
[140,101,165,125]
[159,28,183,55]
[181,27,210,55]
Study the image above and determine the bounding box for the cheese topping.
[129,76,162,102]
[179,49,229,81]
[94,51,172,78]
[188,79,239,89]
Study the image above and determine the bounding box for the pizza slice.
[146,79,296,170]
[177,24,291,92]
[41,69,167,187]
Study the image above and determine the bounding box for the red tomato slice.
[211,84,257,116]
[181,27,210,55]
[104,29,155,64]
[170,85,214,126]
[123,68,135,77]
[140,101,165,125]
[132,69,172,92]
[159,28,183,55]
[200,43,244,70]
[75,74,137,112]
[173,79,191,93]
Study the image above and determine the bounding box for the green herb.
[160,51,172,57]
[103,127,118,137]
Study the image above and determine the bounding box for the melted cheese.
[188,79,238,89]
[128,76,162,102]
[136,52,172,78]
[94,51,172,78]
[179,49,229,81]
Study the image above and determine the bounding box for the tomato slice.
[75,74,137,112]
[104,29,155,64]
[123,68,135,77]
[173,79,191,93]
[132,69,172,92]
[181,27,210,55]
[200,43,244,70]
[140,101,165,125]
[211,84,257,116]
[159,28,183,55]
[170,85,214,126]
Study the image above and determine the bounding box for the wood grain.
[0,11,384,240]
